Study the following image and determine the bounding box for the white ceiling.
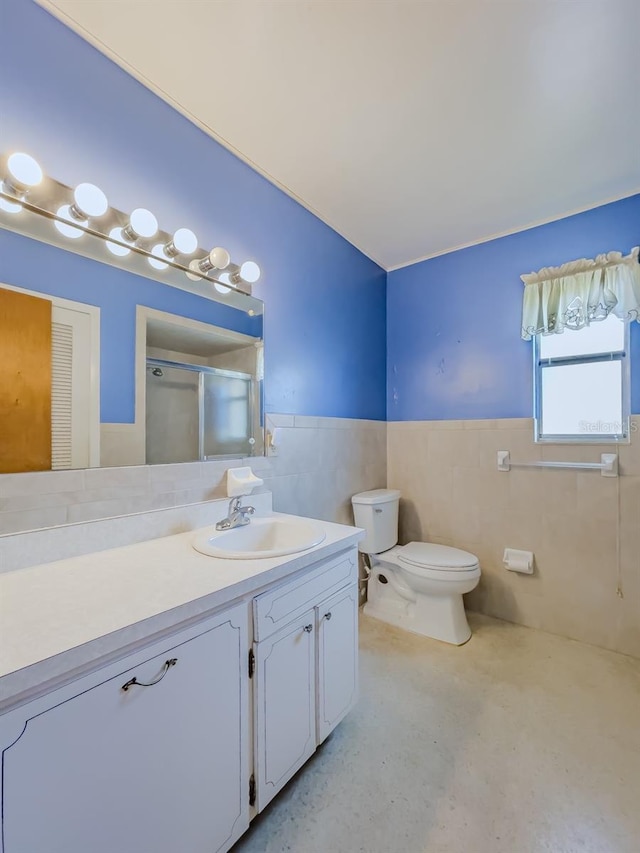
[40,0,640,270]
[146,318,253,359]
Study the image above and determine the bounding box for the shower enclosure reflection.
[135,307,264,467]
[145,362,257,464]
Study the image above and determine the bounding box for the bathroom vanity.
[0,512,362,853]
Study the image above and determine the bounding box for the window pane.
[539,315,625,359]
[540,360,623,437]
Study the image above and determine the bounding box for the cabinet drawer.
[253,547,357,641]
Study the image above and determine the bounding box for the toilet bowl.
[367,543,480,645]
[351,490,480,645]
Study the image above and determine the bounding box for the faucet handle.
[240,504,255,517]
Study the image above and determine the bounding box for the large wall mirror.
[0,201,264,474]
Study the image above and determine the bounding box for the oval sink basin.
[192,516,327,560]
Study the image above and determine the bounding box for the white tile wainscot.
[0,414,386,536]
[0,502,363,853]
[387,415,640,658]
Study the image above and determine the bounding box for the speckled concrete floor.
[234,612,640,853]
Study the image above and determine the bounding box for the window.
[534,315,630,443]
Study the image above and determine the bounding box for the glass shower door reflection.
[145,365,200,464]
[203,372,253,458]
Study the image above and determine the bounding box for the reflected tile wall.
[387,416,640,658]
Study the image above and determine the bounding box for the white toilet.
[351,489,481,645]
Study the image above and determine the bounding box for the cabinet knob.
[121,658,178,692]
[303,624,313,633]
[324,612,332,621]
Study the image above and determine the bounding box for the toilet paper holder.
[503,548,534,574]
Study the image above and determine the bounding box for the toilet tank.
[351,489,401,554]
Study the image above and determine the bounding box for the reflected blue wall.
[0,0,386,422]
[387,194,640,421]
[0,229,261,423]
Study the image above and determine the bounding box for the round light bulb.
[128,207,158,239]
[214,272,232,295]
[148,244,168,270]
[106,227,131,257]
[186,259,203,281]
[54,205,84,239]
[0,196,22,214]
[7,152,43,188]
[184,246,230,281]
[210,247,230,269]
[73,182,108,218]
[240,260,261,283]
[171,227,198,255]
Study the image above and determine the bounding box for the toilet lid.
[397,542,478,571]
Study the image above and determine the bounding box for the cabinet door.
[1,604,249,853]
[254,610,316,812]
[316,584,359,744]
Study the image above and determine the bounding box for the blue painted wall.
[0,0,386,421]
[3,1,636,428]
[387,194,640,421]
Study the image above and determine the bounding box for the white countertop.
[0,513,362,711]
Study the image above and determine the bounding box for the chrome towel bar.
[497,451,618,477]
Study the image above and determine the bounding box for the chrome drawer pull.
[303,624,313,633]
[324,612,332,621]
[121,658,178,692]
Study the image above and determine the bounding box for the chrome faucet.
[215,496,255,531]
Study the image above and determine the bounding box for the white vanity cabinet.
[0,603,249,853]
[0,541,361,852]
[252,548,359,811]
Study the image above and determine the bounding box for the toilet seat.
[397,541,479,573]
[395,561,480,584]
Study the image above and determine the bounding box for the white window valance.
[521,246,640,340]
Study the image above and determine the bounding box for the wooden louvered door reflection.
[51,318,74,469]
[50,304,95,470]
[0,288,52,473]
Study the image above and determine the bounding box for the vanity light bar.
[0,151,261,292]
